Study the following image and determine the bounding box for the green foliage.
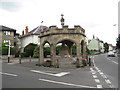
[33,46,39,58]
[86,47,91,55]
[44,47,50,58]
[23,43,37,57]
[104,42,109,52]
[56,45,62,55]
[72,45,76,55]
[1,42,15,55]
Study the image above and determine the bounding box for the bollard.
[56,59,59,68]
[29,56,31,62]
[8,56,10,63]
[88,57,91,66]
[76,58,80,68]
[19,54,21,64]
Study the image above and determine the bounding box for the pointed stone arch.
[38,25,87,68]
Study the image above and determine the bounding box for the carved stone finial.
[60,14,65,27]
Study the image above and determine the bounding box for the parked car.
[112,50,117,53]
[107,51,115,57]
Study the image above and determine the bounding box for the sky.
[0,0,119,46]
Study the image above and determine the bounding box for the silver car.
[107,51,115,57]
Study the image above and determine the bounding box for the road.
[1,54,118,89]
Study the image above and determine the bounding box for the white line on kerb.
[94,79,100,83]
[99,72,104,75]
[101,74,107,79]
[105,79,111,84]
[0,72,18,77]
[31,70,70,77]
[93,75,98,78]
[97,85,103,88]
[90,68,94,71]
[39,78,97,88]
[92,72,96,75]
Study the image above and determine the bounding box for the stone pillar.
[68,45,72,56]
[76,43,83,67]
[51,44,57,67]
[77,43,81,57]
[39,44,44,65]
[83,43,86,58]
[69,46,72,55]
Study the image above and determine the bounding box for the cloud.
[0,0,22,12]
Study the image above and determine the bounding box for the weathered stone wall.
[39,25,87,67]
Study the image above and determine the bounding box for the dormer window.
[4,31,10,35]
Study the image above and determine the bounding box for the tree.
[23,43,37,57]
[44,47,50,57]
[86,47,91,55]
[104,42,109,52]
[56,45,62,55]
[72,45,76,55]
[33,46,39,58]
[1,42,15,55]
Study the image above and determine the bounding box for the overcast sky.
[0,0,119,46]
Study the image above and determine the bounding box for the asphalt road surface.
[1,54,118,89]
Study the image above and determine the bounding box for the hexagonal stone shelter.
[38,15,87,68]
[38,24,87,68]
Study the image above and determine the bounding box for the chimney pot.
[25,26,28,34]
[22,30,24,35]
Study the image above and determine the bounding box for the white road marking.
[93,75,98,78]
[105,79,111,84]
[55,72,70,77]
[99,72,104,75]
[109,85,113,88]
[0,72,18,77]
[39,78,97,88]
[101,74,107,79]
[93,56,115,88]
[94,79,100,83]
[90,68,94,71]
[92,72,96,75]
[31,70,70,77]
[106,58,118,64]
[89,63,103,88]
[111,61,118,64]
[97,85,103,88]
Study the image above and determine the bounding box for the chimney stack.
[25,26,28,34]
[22,30,24,35]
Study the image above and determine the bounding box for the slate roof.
[0,25,16,32]
[29,26,48,34]
[19,25,48,38]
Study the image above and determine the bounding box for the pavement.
[2,58,90,69]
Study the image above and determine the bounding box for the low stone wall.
[1,55,15,59]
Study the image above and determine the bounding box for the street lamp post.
[8,41,11,63]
